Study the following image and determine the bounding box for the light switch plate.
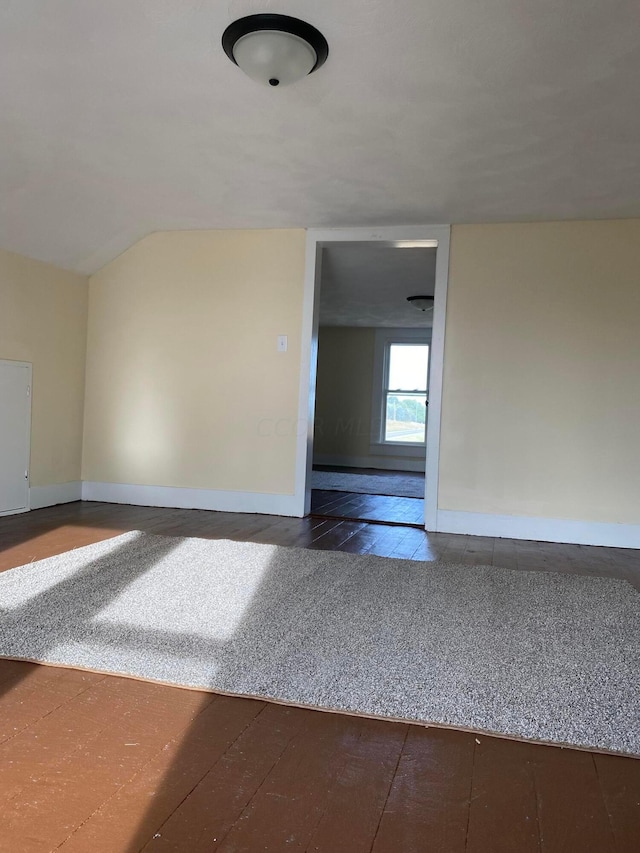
[277,335,288,352]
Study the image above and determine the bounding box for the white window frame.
[370,329,432,457]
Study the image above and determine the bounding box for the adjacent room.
[0,2,639,852]
[311,243,433,527]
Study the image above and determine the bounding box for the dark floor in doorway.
[311,489,425,527]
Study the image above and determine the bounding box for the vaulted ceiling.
[1,0,639,272]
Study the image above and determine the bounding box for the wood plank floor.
[311,466,426,526]
[311,488,426,526]
[0,502,639,852]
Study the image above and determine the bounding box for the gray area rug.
[312,470,424,498]
[0,532,638,755]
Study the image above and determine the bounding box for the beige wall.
[0,249,88,487]
[440,220,640,524]
[11,217,634,527]
[314,326,376,459]
[82,229,306,495]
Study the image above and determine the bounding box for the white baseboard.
[313,453,425,473]
[436,509,640,549]
[30,481,82,510]
[23,481,640,549]
[81,481,302,517]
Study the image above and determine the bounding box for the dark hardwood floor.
[0,501,639,852]
[311,466,426,526]
[311,489,425,526]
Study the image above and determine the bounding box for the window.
[371,330,431,452]
[384,343,430,443]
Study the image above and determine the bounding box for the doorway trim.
[294,225,451,529]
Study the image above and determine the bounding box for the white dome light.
[407,296,435,312]
[233,31,316,87]
[222,14,329,88]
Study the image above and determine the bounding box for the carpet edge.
[1,653,637,760]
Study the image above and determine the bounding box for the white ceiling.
[1,0,639,272]
[319,245,436,328]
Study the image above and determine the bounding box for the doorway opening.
[294,227,450,530]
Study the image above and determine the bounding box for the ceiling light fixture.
[407,295,435,312]
[222,14,329,87]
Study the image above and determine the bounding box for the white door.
[0,361,31,514]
